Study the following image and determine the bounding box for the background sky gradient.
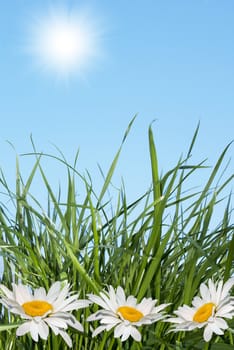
[0,0,233,209]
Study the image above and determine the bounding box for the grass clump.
[0,121,233,349]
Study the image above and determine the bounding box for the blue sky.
[0,0,233,209]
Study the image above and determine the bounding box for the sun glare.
[26,7,102,80]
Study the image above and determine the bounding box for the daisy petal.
[130,326,141,341]
[92,325,107,337]
[0,281,89,345]
[203,325,213,342]
[30,320,40,342]
[57,329,72,348]
[37,320,49,340]
[87,285,168,341]
[200,283,211,301]
[16,321,31,336]
[221,278,234,300]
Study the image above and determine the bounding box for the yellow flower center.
[22,300,53,317]
[193,302,215,323]
[117,306,144,322]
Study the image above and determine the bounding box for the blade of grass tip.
[27,139,80,238]
[148,124,162,247]
[121,114,137,144]
[27,134,86,184]
[38,165,70,234]
[184,142,233,229]
[21,155,42,199]
[132,125,163,297]
[145,124,162,298]
[215,173,234,196]
[186,121,200,158]
[96,145,120,206]
[15,154,24,230]
[199,192,217,241]
[201,142,233,197]
[97,115,137,206]
[223,196,234,282]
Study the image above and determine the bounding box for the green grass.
[0,121,233,349]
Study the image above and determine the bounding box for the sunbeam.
[25,6,102,81]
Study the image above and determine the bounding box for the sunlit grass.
[0,120,233,349]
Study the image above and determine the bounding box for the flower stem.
[229,330,234,345]
[203,342,210,350]
[130,342,142,350]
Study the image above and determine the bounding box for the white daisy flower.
[0,281,90,347]
[87,285,169,342]
[167,277,234,342]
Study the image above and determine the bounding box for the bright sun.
[26,7,101,80]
